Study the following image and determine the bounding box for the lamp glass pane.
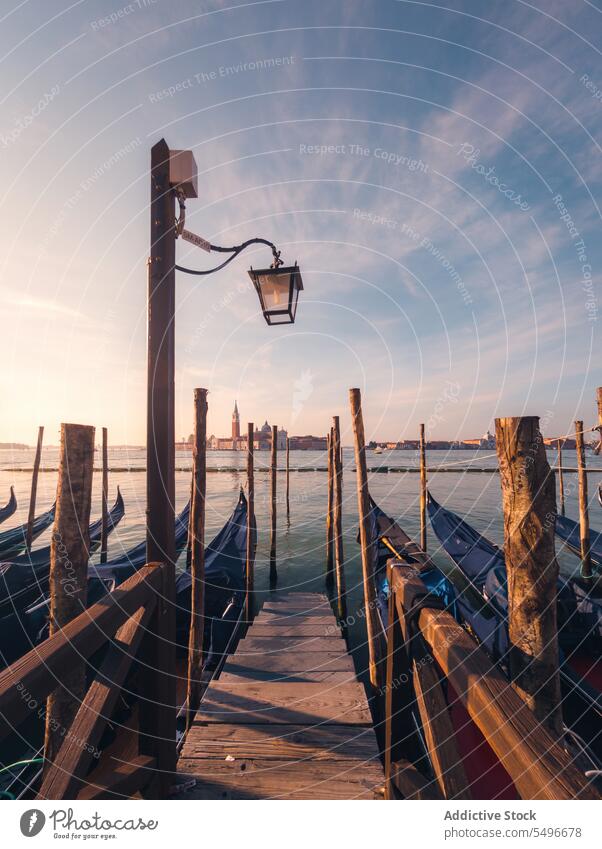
[257,272,291,311]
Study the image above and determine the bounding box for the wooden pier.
[178,592,384,799]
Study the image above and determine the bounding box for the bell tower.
[232,400,240,440]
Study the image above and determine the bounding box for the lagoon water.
[2,446,601,683]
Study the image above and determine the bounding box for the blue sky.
[0,0,600,446]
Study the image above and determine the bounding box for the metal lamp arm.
[175,237,283,277]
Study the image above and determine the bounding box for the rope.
[0,757,43,776]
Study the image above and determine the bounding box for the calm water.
[1,446,601,682]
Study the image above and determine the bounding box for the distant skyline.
[1,1,600,448]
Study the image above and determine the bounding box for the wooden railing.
[383,560,599,801]
[0,562,173,800]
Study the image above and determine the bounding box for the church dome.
[261,420,271,434]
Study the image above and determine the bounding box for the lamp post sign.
[181,229,211,252]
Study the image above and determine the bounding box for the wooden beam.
[100,426,108,563]
[37,604,153,800]
[25,425,44,553]
[575,420,592,581]
[332,416,346,621]
[392,568,598,799]
[0,565,163,743]
[495,416,562,735]
[270,425,277,586]
[419,423,427,551]
[187,388,208,726]
[326,428,334,587]
[390,759,442,800]
[246,422,255,623]
[349,388,383,688]
[75,755,156,800]
[44,423,95,765]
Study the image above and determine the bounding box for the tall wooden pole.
[100,427,109,563]
[187,389,207,727]
[419,423,427,551]
[556,440,565,517]
[495,416,562,735]
[349,388,383,688]
[286,436,290,521]
[575,421,592,581]
[25,425,44,553]
[44,423,95,765]
[143,138,177,787]
[594,387,602,455]
[326,428,335,587]
[333,415,347,621]
[246,422,255,622]
[270,424,278,586]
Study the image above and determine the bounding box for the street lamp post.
[145,138,302,787]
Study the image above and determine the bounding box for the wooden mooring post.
[246,422,255,622]
[25,425,44,553]
[44,423,95,765]
[332,415,347,621]
[594,386,602,455]
[556,439,565,517]
[419,422,427,551]
[186,389,208,727]
[495,416,562,736]
[270,424,278,587]
[575,420,592,581]
[100,427,109,563]
[349,388,384,688]
[286,436,290,521]
[325,427,334,588]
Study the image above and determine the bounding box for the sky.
[0,0,600,447]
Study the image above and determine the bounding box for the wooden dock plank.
[237,636,348,654]
[218,669,358,684]
[248,623,338,637]
[177,759,384,800]
[196,681,372,725]
[222,650,355,674]
[177,592,384,799]
[182,723,380,761]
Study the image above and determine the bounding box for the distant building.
[289,435,328,451]
[232,401,240,440]
[207,404,287,450]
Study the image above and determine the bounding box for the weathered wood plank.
[222,651,354,674]
[177,758,384,800]
[181,723,380,761]
[237,636,348,654]
[196,682,373,726]
[400,594,598,799]
[249,617,341,637]
[218,669,358,684]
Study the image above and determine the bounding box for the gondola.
[0,489,125,619]
[0,491,250,799]
[364,498,523,799]
[0,488,17,525]
[555,513,602,574]
[0,502,56,561]
[427,491,602,763]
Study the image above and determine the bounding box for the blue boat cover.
[365,498,457,629]
[427,492,602,658]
